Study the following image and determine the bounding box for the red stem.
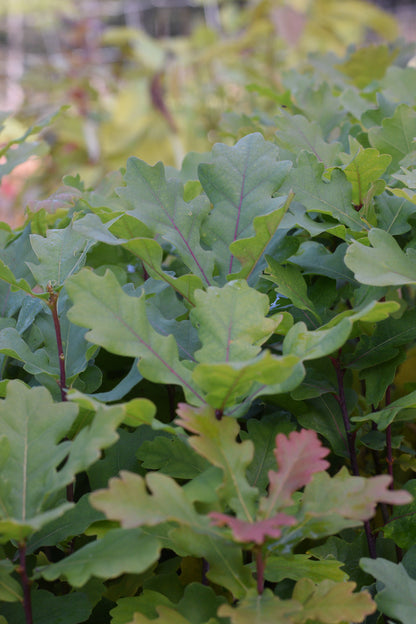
[331,355,376,558]
[18,543,33,624]
[47,286,67,402]
[385,386,394,483]
[47,285,73,504]
[331,356,359,475]
[254,547,265,595]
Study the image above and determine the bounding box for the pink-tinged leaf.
[260,430,330,518]
[337,474,413,519]
[209,511,296,544]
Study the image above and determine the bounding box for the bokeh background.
[0,0,414,226]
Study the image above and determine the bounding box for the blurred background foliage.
[0,0,411,225]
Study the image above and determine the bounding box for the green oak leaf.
[40,528,161,587]
[382,480,416,549]
[90,470,253,598]
[176,404,257,519]
[264,553,347,584]
[0,327,56,376]
[279,151,368,232]
[112,583,225,624]
[369,104,416,173]
[289,241,355,283]
[0,589,92,624]
[352,388,416,430]
[0,381,125,543]
[360,557,416,624]
[274,112,341,166]
[0,381,78,542]
[123,238,204,307]
[218,588,301,624]
[191,280,280,363]
[0,558,23,602]
[0,291,96,386]
[26,494,104,554]
[66,268,204,405]
[264,257,320,321]
[137,435,210,479]
[292,577,375,623]
[381,66,416,106]
[345,228,416,285]
[241,416,296,493]
[199,133,291,280]
[126,609,193,624]
[0,256,48,301]
[339,143,391,206]
[90,470,206,529]
[117,158,215,286]
[283,319,353,361]
[73,206,205,306]
[302,467,412,521]
[375,193,416,235]
[27,225,94,289]
[228,193,294,284]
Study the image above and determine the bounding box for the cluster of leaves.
[3,40,416,624]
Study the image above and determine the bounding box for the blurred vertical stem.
[47,283,73,503]
[47,283,66,402]
[331,354,377,558]
[18,543,33,624]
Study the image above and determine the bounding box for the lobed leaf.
[279,151,368,232]
[302,467,412,521]
[382,481,416,549]
[345,228,416,285]
[264,553,347,584]
[0,589,93,623]
[369,104,416,173]
[118,158,215,285]
[27,225,94,289]
[90,469,253,598]
[66,268,204,404]
[283,319,353,361]
[274,112,341,166]
[176,404,257,519]
[0,257,48,300]
[0,381,78,542]
[0,558,23,602]
[192,352,302,410]
[40,528,161,587]
[199,133,291,280]
[228,194,294,284]
[340,143,391,206]
[191,280,279,363]
[218,588,301,624]
[292,577,375,623]
[259,429,330,517]
[360,557,416,624]
[265,257,320,321]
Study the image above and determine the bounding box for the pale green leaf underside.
[345,228,416,285]
[40,528,161,587]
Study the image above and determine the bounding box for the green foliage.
[3,34,416,624]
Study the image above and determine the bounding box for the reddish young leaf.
[209,511,296,545]
[260,429,330,517]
